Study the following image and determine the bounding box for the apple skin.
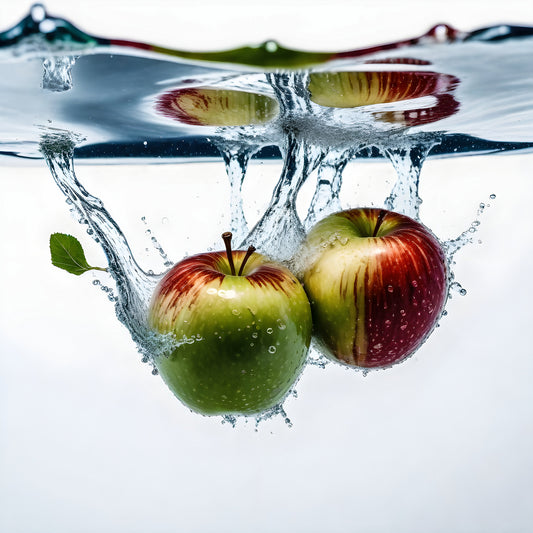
[300,208,447,368]
[156,87,279,127]
[148,249,312,415]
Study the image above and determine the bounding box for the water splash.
[141,216,174,269]
[218,144,254,244]
[39,130,164,363]
[242,72,323,261]
[382,138,439,220]
[437,195,495,303]
[304,148,353,229]
[41,56,76,92]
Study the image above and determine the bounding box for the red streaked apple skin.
[156,87,279,127]
[301,208,447,368]
[148,250,312,415]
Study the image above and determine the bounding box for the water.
[2,5,533,421]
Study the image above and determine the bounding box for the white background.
[1,1,533,532]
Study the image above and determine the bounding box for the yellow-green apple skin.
[301,208,447,368]
[148,249,312,415]
[156,87,279,127]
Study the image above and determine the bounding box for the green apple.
[148,233,312,415]
[300,208,447,368]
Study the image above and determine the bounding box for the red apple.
[148,233,312,415]
[300,208,447,368]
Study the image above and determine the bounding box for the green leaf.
[50,233,106,276]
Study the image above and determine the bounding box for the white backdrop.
[1,2,533,532]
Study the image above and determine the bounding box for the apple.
[148,233,312,415]
[307,71,460,127]
[156,87,279,127]
[300,208,447,368]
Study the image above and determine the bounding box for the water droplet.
[490,193,496,199]
[232,309,240,316]
[31,3,47,23]
[39,18,56,33]
[268,346,277,354]
[265,40,279,53]
[277,319,286,330]
[266,327,273,334]
[387,285,394,293]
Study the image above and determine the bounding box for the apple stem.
[222,232,236,276]
[373,210,388,238]
[238,245,256,276]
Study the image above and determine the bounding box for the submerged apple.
[148,233,312,415]
[301,208,447,368]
